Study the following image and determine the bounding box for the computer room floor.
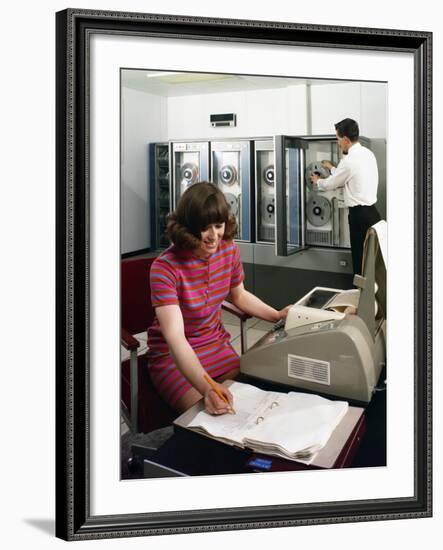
[220,310,274,354]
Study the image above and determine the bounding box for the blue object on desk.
[247,457,273,471]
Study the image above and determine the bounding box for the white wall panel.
[121,87,167,253]
[310,81,387,138]
[360,82,388,138]
[310,82,361,134]
[167,85,308,139]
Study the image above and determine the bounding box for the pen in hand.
[203,374,236,414]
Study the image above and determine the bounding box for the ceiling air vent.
[210,113,237,128]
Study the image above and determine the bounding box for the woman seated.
[147,182,290,415]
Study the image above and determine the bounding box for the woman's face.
[198,222,225,257]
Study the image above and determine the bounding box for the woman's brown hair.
[166,182,237,250]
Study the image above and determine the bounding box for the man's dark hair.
[334,118,359,142]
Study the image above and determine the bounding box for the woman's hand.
[277,305,292,320]
[203,381,234,415]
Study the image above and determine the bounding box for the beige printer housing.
[240,225,386,403]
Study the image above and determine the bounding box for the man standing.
[310,118,381,276]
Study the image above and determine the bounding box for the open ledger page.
[183,381,348,460]
[185,382,281,446]
[244,392,348,457]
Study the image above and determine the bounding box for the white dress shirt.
[316,142,378,207]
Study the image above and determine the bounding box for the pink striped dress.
[147,239,244,407]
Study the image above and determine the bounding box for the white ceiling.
[121,69,347,97]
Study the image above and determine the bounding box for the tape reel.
[181,163,198,185]
[219,165,237,186]
[262,197,275,223]
[305,161,330,186]
[306,194,332,227]
[224,193,239,216]
[263,165,275,186]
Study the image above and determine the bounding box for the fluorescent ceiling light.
[145,71,179,78]
[145,71,235,85]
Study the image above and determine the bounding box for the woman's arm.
[228,283,291,322]
[155,304,234,414]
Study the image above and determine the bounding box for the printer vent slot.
[287,354,330,386]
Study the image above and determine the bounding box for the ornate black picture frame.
[55,8,432,541]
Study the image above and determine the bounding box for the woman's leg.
[216,367,240,382]
[174,386,203,413]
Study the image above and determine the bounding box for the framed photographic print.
[55,8,432,541]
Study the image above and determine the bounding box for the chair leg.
[130,350,138,432]
[240,319,248,355]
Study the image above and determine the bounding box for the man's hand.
[321,159,335,171]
